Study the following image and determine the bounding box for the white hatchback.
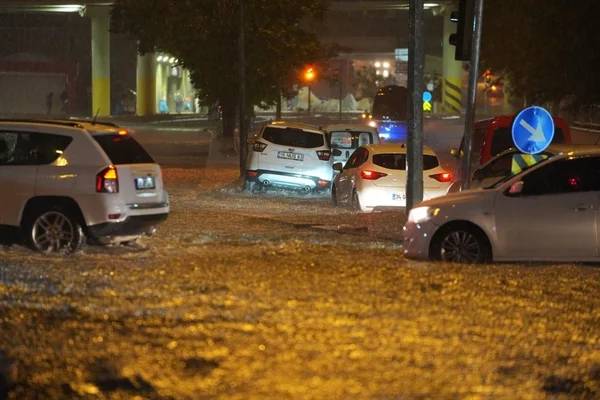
[404,148,600,263]
[331,144,453,212]
[245,122,332,193]
[0,119,169,253]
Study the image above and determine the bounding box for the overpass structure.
[0,0,466,116]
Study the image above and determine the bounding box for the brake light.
[317,179,330,188]
[247,170,258,178]
[96,166,119,193]
[360,170,387,180]
[316,150,331,161]
[429,172,453,182]
[253,142,267,152]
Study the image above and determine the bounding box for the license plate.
[277,151,303,161]
[135,176,155,190]
[392,193,406,201]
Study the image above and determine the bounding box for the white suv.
[245,122,332,192]
[0,119,169,253]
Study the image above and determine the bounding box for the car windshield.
[486,153,551,189]
[262,127,324,148]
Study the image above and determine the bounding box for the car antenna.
[92,108,100,125]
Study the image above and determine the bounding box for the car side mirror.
[507,180,524,196]
[332,149,342,157]
[332,162,343,172]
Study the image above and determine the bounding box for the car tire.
[23,205,85,254]
[331,185,338,206]
[244,180,258,193]
[430,224,491,263]
[351,189,362,212]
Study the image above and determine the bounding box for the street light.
[303,66,316,114]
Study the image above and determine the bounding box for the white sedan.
[331,144,453,212]
[404,148,600,263]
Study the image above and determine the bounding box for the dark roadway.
[0,117,599,399]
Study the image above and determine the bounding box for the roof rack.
[65,118,118,128]
[0,119,84,128]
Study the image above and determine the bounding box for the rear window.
[372,153,439,170]
[329,131,374,149]
[330,131,353,149]
[93,134,154,164]
[262,127,324,148]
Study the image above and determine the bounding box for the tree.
[353,65,378,100]
[111,0,329,138]
[481,0,600,116]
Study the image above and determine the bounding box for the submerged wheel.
[431,224,490,263]
[25,207,84,254]
[331,185,338,206]
[351,189,362,212]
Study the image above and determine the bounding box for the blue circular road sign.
[422,91,432,102]
[511,106,555,154]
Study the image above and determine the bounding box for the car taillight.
[96,166,119,193]
[316,150,331,161]
[253,142,267,152]
[360,170,387,180]
[429,172,453,183]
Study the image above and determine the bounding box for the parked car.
[0,119,169,254]
[245,121,332,193]
[404,147,600,263]
[446,144,589,192]
[325,124,380,167]
[331,144,453,212]
[451,114,573,169]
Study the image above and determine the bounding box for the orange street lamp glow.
[304,67,316,82]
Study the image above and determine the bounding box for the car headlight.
[368,120,377,128]
[407,206,440,224]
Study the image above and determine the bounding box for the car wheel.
[331,185,338,206]
[25,206,85,254]
[244,180,264,193]
[431,224,490,263]
[351,189,362,212]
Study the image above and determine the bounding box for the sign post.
[460,0,484,190]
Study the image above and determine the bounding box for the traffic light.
[449,0,475,61]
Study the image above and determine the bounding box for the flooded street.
[1,159,599,399]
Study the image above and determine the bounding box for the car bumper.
[402,220,437,260]
[87,213,169,240]
[358,186,450,211]
[247,170,331,191]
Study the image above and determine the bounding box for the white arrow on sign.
[519,119,546,143]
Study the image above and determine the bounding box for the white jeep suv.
[245,122,332,192]
[0,119,169,253]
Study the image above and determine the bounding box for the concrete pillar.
[136,53,157,116]
[89,6,111,117]
[442,8,464,114]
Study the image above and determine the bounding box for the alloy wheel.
[31,211,76,253]
[439,230,482,263]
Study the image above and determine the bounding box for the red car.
[454,115,573,167]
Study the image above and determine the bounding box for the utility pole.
[238,0,247,177]
[460,0,484,189]
[406,0,424,210]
